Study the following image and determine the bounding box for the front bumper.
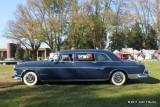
[12,72,21,80]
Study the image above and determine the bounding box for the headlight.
[13,65,17,70]
[144,69,149,74]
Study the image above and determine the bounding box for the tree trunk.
[33,50,37,61]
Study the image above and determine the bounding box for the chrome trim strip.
[15,66,138,69]
[40,74,48,76]
[40,79,107,82]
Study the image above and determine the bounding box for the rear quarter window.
[95,54,111,61]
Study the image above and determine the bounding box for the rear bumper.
[12,72,21,80]
[128,68,150,79]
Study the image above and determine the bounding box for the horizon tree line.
[3,0,159,60]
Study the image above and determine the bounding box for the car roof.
[57,49,121,61]
[57,49,109,54]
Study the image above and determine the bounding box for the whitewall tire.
[110,71,126,86]
[23,72,38,86]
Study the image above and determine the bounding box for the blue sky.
[0,0,26,48]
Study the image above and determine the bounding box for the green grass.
[0,62,160,107]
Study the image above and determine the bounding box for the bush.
[23,49,29,59]
[15,48,22,60]
[31,54,35,61]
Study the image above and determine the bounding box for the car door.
[74,53,104,79]
[94,53,113,79]
[41,53,75,80]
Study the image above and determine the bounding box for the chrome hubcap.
[26,74,35,83]
[114,74,123,83]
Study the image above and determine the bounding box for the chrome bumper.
[12,72,21,80]
[138,74,149,78]
[138,68,150,78]
[128,68,150,79]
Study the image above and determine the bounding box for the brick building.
[0,43,51,59]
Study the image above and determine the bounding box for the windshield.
[51,53,59,62]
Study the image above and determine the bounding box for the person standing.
[156,53,159,61]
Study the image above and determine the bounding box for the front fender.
[21,69,40,79]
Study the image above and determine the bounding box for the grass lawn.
[0,61,160,107]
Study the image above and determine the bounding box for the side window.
[96,54,110,61]
[77,53,95,61]
[59,54,73,61]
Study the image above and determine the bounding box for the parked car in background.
[12,50,150,86]
[0,58,22,65]
[24,57,32,61]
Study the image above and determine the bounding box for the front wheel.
[23,72,39,86]
[110,71,126,85]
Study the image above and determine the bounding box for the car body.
[12,50,149,86]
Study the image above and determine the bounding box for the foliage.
[128,22,144,50]
[145,25,158,50]
[4,2,42,60]
[15,48,22,60]
[23,49,29,59]
[3,0,160,52]
[108,32,126,51]
[31,54,35,61]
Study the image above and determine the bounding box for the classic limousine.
[12,50,149,86]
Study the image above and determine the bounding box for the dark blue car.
[12,50,149,86]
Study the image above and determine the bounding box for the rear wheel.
[110,71,126,85]
[23,72,39,86]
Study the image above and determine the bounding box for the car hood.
[15,61,52,68]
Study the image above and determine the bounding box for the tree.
[108,32,126,51]
[23,49,29,59]
[150,0,160,50]
[4,3,41,60]
[65,0,107,49]
[128,22,144,50]
[145,25,158,49]
[15,48,22,60]
[27,0,69,52]
[105,0,128,50]
[129,0,152,48]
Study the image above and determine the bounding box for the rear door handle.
[92,61,97,63]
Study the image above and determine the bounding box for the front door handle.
[92,61,97,63]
